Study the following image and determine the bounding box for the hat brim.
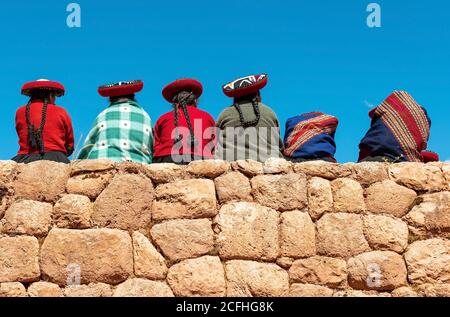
[223,74,268,98]
[162,79,203,103]
[98,81,144,98]
[22,80,65,97]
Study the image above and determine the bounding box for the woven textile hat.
[162,78,203,103]
[222,74,268,98]
[21,79,65,97]
[98,80,144,98]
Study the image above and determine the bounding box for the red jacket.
[15,101,75,155]
[153,106,216,158]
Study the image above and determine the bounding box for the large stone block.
[289,284,334,297]
[93,174,153,231]
[70,159,116,175]
[331,178,365,214]
[63,283,113,297]
[151,219,214,262]
[28,282,62,297]
[307,177,333,220]
[363,215,409,253]
[215,202,279,261]
[289,256,347,288]
[351,162,389,186]
[66,172,114,200]
[280,210,316,258]
[186,160,230,178]
[0,283,27,297]
[40,228,133,286]
[365,180,417,217]
[347,251,408,291]
[0,236,40,283]
[1,200,52,236]
[53,194,93,229]
[167,256,226,297]
[152,179,217,221]
[317,213,370,258]
[214,172,252,204]
[231,160,264,177]
[251,173,307,211]
[404,238,450,285]
[13,161,70,202]
[225,260,289,297]
[294,161,352,180]
[144,163,188,184]
[132,232,167,280]
[389,163,446,192]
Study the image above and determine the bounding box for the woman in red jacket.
[12,79,75,164]
[153,79,216,164]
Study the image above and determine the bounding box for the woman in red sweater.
[12,79,74,164]
[153,79,216,164]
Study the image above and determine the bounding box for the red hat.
[162,78,203,103]
[223,74,268,98]
[98,80,144,98]
[21,79,65,97]
[421,151,440,163]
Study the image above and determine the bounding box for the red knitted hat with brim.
[21,79,65,97]
[222,74,268,98]
[162,79,203,103]
[98,80,144,98]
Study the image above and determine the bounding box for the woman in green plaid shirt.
[78,80,153,163]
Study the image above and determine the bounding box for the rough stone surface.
[294,161,352,180]
[66,172,114,200]
[167,256,226,297]
[40,228,133,286]
[63,283,113,297]
[132,232,168,280]
[404,239,450,285]
[144,163,187,184]
[93,174,153,231]
[251,173,307,211]
[215,202,279,261]
[391,287,419,297]
[231,160,264,177]
[317,213,370,258]
[152,179,217,221]
[225,260,289,297]
[307,177,333,220]
[28,282,62,297]
[289,284,334,297]
[405,192,450,237]
[53,194,93,229]
[214,172,252,204]
[331,178,365,213]
[389,163,446,192]
[71,159,115,175]
[417,284,450,297]
[263,158,293,174]
[0,282,27,297]
[0,236,40,283]
[13,161,70,202]
[280,210,316,258]
[151,219,214,262]
[363,215,409,253]
[348,251,408,291]
[351,162,389,186]
[365,180,417,217]
[113,279,174,297]
[1,200,52,236]
[289,256,347,288]
[186,160,230,178]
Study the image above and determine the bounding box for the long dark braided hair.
[233,92,261,128]
[172,91,198,149]
[26,92,49,155]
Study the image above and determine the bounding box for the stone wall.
[0,158,449,297]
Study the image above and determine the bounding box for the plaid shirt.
[78,100,153,163]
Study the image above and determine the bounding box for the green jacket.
[216,102,283,162]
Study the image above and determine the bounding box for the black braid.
[234,96,261,128]
[172,91,198,149]
[25,97,48,155]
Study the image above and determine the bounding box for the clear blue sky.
[0,0,449,162]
